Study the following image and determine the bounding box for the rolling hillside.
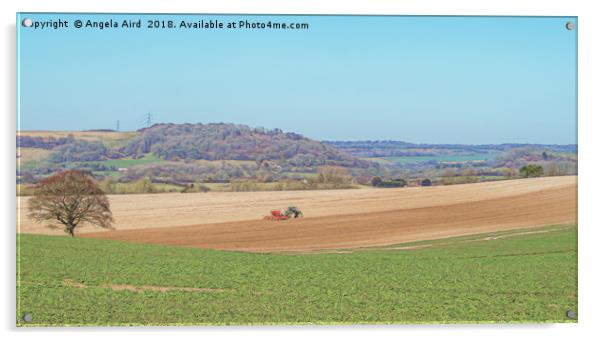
[121,123,367,167]
[17,124,577,191]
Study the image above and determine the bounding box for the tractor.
[284,206,303,218]
[263,206,303,221]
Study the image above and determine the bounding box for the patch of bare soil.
[81,177,576,253]
[18,176,576,235]
[62,279,225,293]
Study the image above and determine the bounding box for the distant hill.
[120,123,369,167]
[324,140,577,158]
[17,125,577,188]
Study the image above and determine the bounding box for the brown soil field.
[18,130,137,142]
[18,176,576,252]
[17,147,52,163]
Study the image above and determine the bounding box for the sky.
[17,14,577,144]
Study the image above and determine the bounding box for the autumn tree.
[28,170,114,237]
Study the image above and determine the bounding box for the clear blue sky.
[17,14,577,144]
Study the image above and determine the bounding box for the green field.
[19,151,164,179]
[77,153,164,168]
[17,225,577,326]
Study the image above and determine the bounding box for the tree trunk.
[67,224,75,237]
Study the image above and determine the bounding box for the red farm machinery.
[263,206,304,221]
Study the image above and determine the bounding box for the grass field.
[17,224,577,326]
[77,153,164,168]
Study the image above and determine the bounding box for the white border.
[2,1,601,339]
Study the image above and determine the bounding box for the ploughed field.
[18,176,577,252]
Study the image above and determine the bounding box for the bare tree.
[28,170,114,237]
